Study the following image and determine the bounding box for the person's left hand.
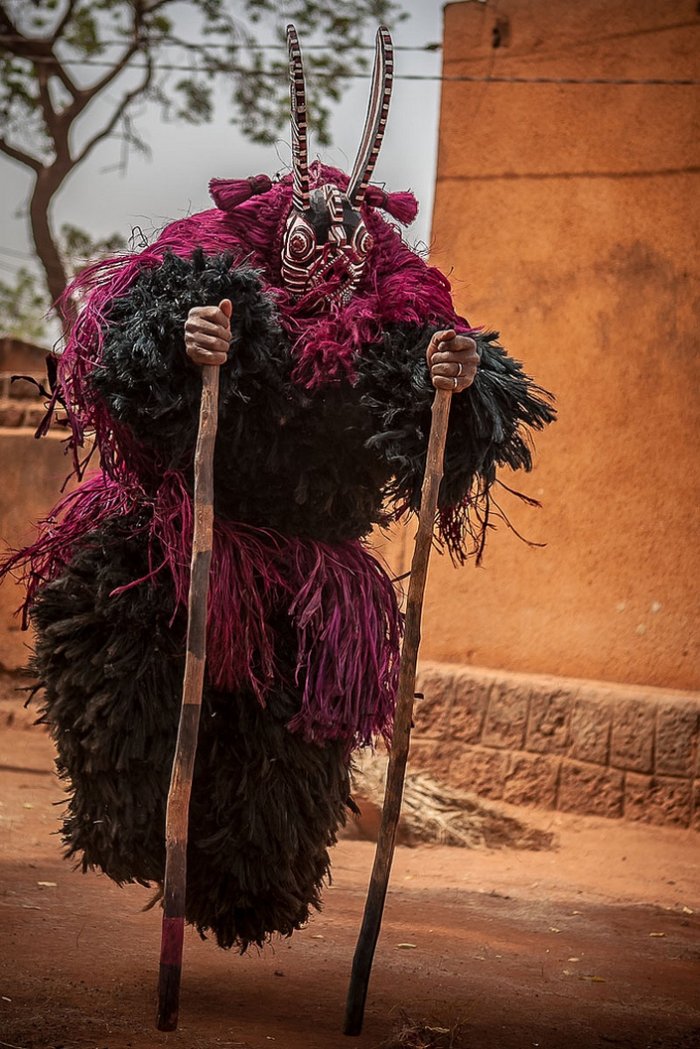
[427,329,479,393]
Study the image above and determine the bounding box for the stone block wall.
[412,662,700,830]
[0,372,48,430]
[0,337,48,428]
[0,337,78,671]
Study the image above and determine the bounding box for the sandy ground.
[0,675,699,1049]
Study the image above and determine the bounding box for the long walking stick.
[344,385,453,1037]
[156,364,220,1032]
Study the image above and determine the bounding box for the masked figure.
[2,27,554,950]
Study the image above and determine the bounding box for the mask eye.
[287,222,315,261]
[353,226,374,257]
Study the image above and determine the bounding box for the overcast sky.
[0,0,452,288]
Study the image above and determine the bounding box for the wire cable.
[2,53,698,85]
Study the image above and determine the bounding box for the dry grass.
[352,752,555,851]
[380,1009,470,1049]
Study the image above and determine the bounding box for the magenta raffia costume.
[2,27,554,950]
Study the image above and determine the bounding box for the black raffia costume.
[4,28,555,951]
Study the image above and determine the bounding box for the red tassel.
[363,186,418,225]
[384,190,419,225]
[209,175,273,211]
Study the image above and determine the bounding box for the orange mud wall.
[0,432,74,670]
[0,340,75,671]
[1,4,698,697]
[384,0,699,690]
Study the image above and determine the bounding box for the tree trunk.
[29,166,74,328]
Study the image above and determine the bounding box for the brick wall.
[0,340,74,671]
[0,372,48,429]
[412,662,700,830]
[0,336,49,429]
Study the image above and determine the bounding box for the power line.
[0,245,35,260]
[3,15,699,54]
[0,258,26,275]
[0,34,442,51]
[4,53,699,86]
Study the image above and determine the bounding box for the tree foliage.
[0,266,48,342]
[0,224,126,341]
[0,0,405,319]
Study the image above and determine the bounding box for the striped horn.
[347,27,394,207]
[287,24,310,212]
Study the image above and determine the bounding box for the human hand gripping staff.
[344,329,478,1038]
[156,299,231,1031]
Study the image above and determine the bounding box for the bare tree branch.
[50,0,80,45]
[0,2,78,99]
[0,4,49,59]
[141,0,176,13]
[0,1,21,43]
[0,135,42,171]
[36,66,62,145]
[67,41,141,120]
[64,0,153,122]
[48,57,79,101]
[73,55,154,166]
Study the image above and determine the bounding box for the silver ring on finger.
[452,376,458,390]
[456,362,463,377]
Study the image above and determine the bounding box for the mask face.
[280,23,392,307]
[280,184,374,306]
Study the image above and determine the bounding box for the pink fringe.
[8,161,480,744]
[5,471,401,746]
[209,175,273,210]
[364,186,419,225]
[52,163,470,476]
[3,473,141,626]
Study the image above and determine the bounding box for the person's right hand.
[184,298,232,366]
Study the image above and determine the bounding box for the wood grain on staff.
[344,386,453,1037]
[156,364,220,1032]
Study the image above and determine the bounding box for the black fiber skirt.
[30,516,350,951]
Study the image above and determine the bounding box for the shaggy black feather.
[92,252,554,551]
[91,251,285,465]
[25,250,556,952]
[356,325,556,514]
[30,515,349,950]
[93,251,391,540]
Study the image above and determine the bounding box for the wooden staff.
[156,364,220,1032]
[344,385,453,1037]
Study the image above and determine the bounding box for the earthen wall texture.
[412,0,700,690]
[0,340,71,670]
[413,662,700,830]
[0,430,74,670]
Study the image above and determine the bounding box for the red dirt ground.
[1,676,698,1049]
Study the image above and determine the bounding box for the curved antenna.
[287,24,310,211]
[347,27,394,207]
